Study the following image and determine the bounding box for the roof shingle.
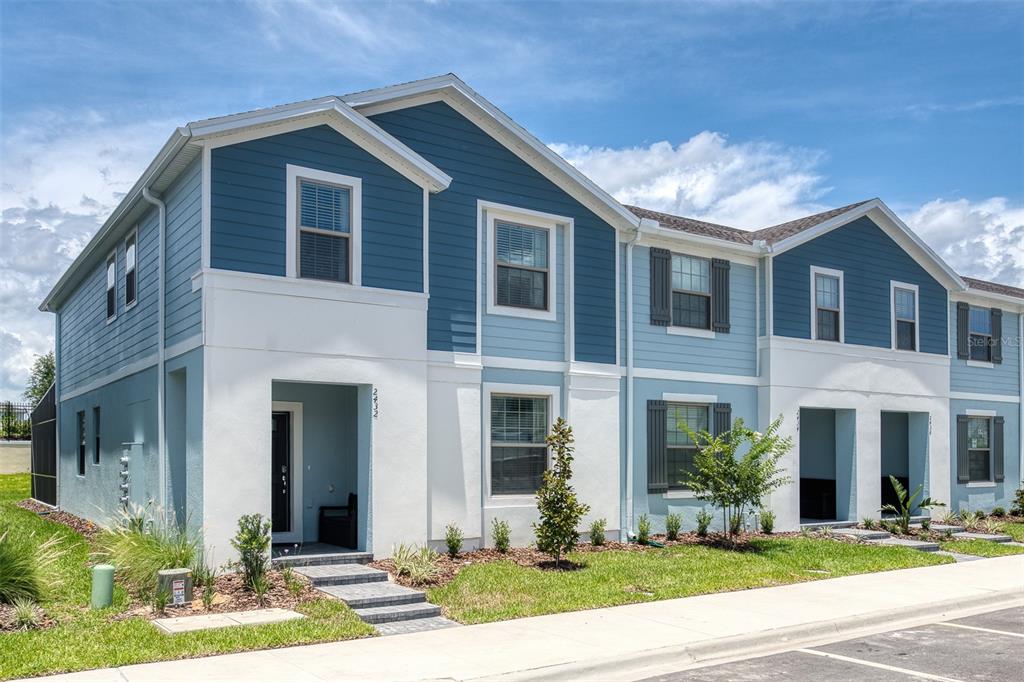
[961,276,1024,300]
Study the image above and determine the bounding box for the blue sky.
[1,0,1022,398]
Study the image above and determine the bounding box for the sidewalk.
[39,555,1024,682]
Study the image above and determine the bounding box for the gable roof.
[962,276,1024,301]
[626,205,752,244]
[748,200,875,244]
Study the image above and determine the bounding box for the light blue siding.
[757,257,766,337]
[370,102,617,362]
[949,305,1021,396]
[210,125,424,292]
[632,246,757,376]
[772,216,948,355]
[949,399,1021,512]
[165,347,204,532]
[164,159,203,347]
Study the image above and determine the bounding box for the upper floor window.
[285,164,362,285]
[124,230,138,309]
[969,306,992,362]
[105,252,116,322]
[671,255,711,330]
[892,283,918,351]
[495,221,549,310]
[811,267,843,342]
[666,403,708,490]
[490,394,549,495]
[967,416,991,481]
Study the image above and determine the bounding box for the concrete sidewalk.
[39,556,1024,682]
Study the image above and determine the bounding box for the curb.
[482,589,1024,681]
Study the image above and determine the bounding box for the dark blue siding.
[370,101,617,362]
[772,216,948,354]
[210,125,424,292]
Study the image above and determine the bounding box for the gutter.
[141,187,167,512]
[623,219,651,538]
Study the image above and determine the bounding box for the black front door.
[271,411,291,533]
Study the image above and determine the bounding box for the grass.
[1002,522,1024,543]
[0,474,373,680]
[429,537,953,624]
[939,539,1024,558]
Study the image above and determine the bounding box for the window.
[494,221,549,311]
[124,230,137,308]
[969,307,992,362]
[92,407,101,465]
[671,254,711,329]
[77,411,86,476]
[490,394,548,495]
[297,179,353,283]
[967,416,991,482]
[105,252,116,321]
[892,284,917,351]
[666,403,708,490]
[813,270,841,341]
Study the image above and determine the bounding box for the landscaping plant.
[12,597,41,630]
[920,518,931,531]
[665,512,682,541]
[879,476,944,535]
[981,518,1005,534]
[152,587,171,615]
[95,506,198,596]
[230,513,271,591]
[445,523,464,557]
[958,509,983,530]
[991,506,1006,518]
[589,518,606,546]
[492,519,511,553]
[1012,486,1024,516]
[759,509,775,534]
[636,514,651,545]
[695,509,713,537]
[0,530,63,604]
[533,418,590,567]
[390,544,442,585]
[861,517,876,530]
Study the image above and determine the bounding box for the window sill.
[965,481,997,489]
[484,496,538,508]
[661,491,697,499]
[124,301,137,313]
[966,360,994,369]
[666,326,715,339]
[487,303,556,322]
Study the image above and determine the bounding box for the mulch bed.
[0,601,56,633]
[16,499,101,539]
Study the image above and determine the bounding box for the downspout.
[623,220,646,538]
[141,187,167,512]
[1019,311,1023,488]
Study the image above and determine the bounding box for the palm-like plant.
[880,476,944,535]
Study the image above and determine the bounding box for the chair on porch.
[319,493,357,549]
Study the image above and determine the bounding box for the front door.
[271,411,291,533]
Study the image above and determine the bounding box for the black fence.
[1,401,32,441]
[31,385,57,506]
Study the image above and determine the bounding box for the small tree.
[684,416,792,540]
[23,351,55,407]
[533,418,590,567]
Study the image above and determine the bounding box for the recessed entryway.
[799,407,856,522]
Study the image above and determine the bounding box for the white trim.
[768,334,951,367]
[123,226,139,311]
[633,366,759,386]
[638,223,762,259]
[766,255,775,337]
[965,409,998,417]
[661,491,698,500]
[482,201,565,322]
[422,188,429,295]
[285,164,363,285]
[475,202,484,355]
[889,280,920,352]
[950,391,1021,404]
[482,382,561,505]
[271,401,304,544]
[615,240,621,366]
[165,333,203,362]
[662,392,718,403]
[667,326,716,339]
[966,481,997,489]
[201,143,211,270]
[810,266,844,343]
[566,214,575,363]
[105,249,117,324]
[966,360,995,369]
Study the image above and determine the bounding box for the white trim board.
[889,280,920,352]
[810,265,844,343]
[285,165,363,284]
[271,401,304,544]
[949,392,1021,404]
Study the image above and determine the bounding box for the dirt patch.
[15,500,101,539]
[0,601,56,633]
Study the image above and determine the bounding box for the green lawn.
[0,474,373,680]
[1003,522,1024,543]
[429,538,953,624]
[940,539,1024,558]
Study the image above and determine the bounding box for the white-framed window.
[967,416,991,482]
[484,203,562,322]
[105,251,117,322]
[124,228,138,310]
[285,164,362,285]
[671,254,711,330]
[890,281,919,352]
[968,306,992,362]
[810,266,843,342]
[484,382,560,498]
[666,403,709,490]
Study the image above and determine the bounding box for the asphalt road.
[642,606,1023,681]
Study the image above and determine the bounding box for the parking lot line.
[936,622,1024,638]
[796,649,961,681]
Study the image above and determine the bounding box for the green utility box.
[90,564,115,609]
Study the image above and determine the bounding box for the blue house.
[39,75,1023,568]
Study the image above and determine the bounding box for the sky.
[1,0,1023,400]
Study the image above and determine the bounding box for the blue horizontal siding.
[632,247,757,376]
[210,125,424,292]
[949,304,1021,396]
[164,158,202,347]
[772,216,948,355]
[370,101,617,362]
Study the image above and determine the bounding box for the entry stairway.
[833,524,1014,554]
[272,549,458,635]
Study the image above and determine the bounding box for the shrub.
[695,509,713,537]
[201,581,216,611]
[12,597,40,630]
[152,587,171,615]
[636,514,651,545]
[1012,487,1024,516]
[390,544,442,586]
[879,476,944,535]
[0,531,63,604]
[229,514,271,591]
[281,566,304,597]
[665,513,682,541]
[940,510,960,526]
[981,518,1005,534]
[589,518,606,546]
[251,573,270,606]
[759,509,775,534]
[533,419,590,566]
[491,519,511,553]
[444,523,464,558]
[991,506,1006,518]
[959,509,983,530]
[861,517,876,530]
[729,511,744,536]
[391,543,416,577]
[920,518,931,531]
[94,507,197,596]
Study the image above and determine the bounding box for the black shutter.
[713,403,732,438]
[711,258,731,333]
[647,400,668,493]
[650,248,671,326]
[956,415,969,483]
[991,308,1002,364]
[993,416,1005,483]
[956,302,969,359]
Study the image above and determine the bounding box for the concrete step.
[319,582,426,609]
[953,532,1013,543]
[868,537,940,552]
[354,602,442,624]
[835,528,891,540]
[376,616,460,636]
[293,563,388,586]
[273,551,373,567]
[913,524,965,534]
[799,520,857,530]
